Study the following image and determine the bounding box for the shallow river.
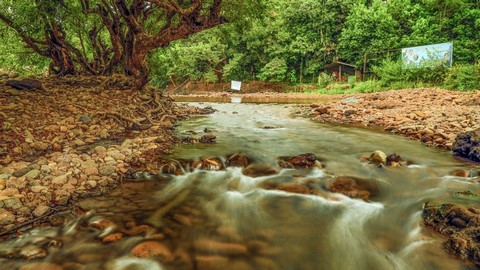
[1,102,479,270]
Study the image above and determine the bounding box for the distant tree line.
[0,0,478,88]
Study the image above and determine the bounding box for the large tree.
[0,0,229,89]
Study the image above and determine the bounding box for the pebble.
[31,186,47,193]
[99,166,116,176]
[131,241,173,260]
[13,167,31,177]
[2,197,22,209]
[0,209,15,225]
[102,233,124,243]
[33,205,50,217]
[84,167,99,176]
[25,169,40,179]
[52,174,69,185]
[40,165,52,173]
[19,245,48,260]
[94,146,107,154]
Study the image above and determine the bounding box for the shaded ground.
[0,75,206,236]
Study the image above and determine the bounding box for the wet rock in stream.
[423,203,480,267]
[278,153,322,169]
[324,176,380,201]
[453,128,480,162]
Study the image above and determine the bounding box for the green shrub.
[258,57,288,82]
[317,72,334,88]
[373,59,448,87]
[350,80,383,93]
[444,64,480,91]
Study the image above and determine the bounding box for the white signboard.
[231,80,242,91]
[402,42,453,67]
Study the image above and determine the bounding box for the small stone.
[25,169,40,180]
[199,134,216,143]
[94,146,107,154]
[2,197,22,209]
[450,217,466,228]
[0,188,19,196]
[74,139,85,146]
[20,246,48,260]
[52,174,69,185]
[31,186,47,193]
[369,150,387,166]
[99,129,109,138]
[33,205,50,217]
[0,174,8,179]
[13,167,31,177]
[102,233,124,243]
[99,166,115,176]
[0,209,15,225]
[79,115,92,123]
[111,152,126,161]
[40,165,52,173]
[84,167,99,176]
[131,241,173,260]
[86,180,97,188]
[0,179,5,190]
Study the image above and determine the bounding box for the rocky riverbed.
[305,88,480,150]
[0,76,212,236]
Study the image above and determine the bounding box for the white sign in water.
[231,80,242,91]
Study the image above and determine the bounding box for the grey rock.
[52,174,69,185]
[341,97,361,103]
[31,186,47,193]
[0,209,15,225]
[99,166,115,176]
[13,167,32,177]
[79,115,92,123]
[2,197,22,209]
[25,169,40,179]
[19,245,48,260]
[453,128,480,162]
[32,205,50,217]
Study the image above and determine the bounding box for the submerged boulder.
[423,202,480,267]
[324,176,380,201]
[192,157,224,171]
[453,129,480,162]
[226,153,250,168]
[361,151,408,168]
[278,153,322,169]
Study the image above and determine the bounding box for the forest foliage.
[0,0,479,90]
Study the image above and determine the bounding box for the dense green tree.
[338,0,399,67]
[0,0,244,89]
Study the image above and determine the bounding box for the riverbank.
[305,88,480,150]
[173,88,480,151]
[0,77,206,236]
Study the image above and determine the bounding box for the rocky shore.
[305,88,480,150]
[0,76,208,236]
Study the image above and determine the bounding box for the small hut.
[321,61,357,82]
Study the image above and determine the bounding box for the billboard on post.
[401,42,453,67]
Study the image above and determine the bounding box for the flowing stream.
[1,102,479,270]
